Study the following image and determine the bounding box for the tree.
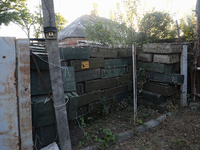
[13,8,35,39]
[0,0,27,26]
[179,13,195,41]
[138,11,176,43]
[33,5,68,38]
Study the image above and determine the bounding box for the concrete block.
[153,54,180,64]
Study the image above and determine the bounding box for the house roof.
[58,15,109,41]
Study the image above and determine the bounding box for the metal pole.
[132,45,137,123]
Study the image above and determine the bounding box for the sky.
[0,0,197,38]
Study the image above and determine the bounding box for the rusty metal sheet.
[16,39,33,149]
[0,37,19,150]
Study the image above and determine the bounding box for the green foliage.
[0,0,27,26]
[179,13,195,41]
[33,5,68,38]
[138,11,176,43]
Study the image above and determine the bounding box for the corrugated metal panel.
[16,39,33,149]
[0,37,19,150]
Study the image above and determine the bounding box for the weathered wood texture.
[153,54,180,64]
[85,74,131,92]
[147,72,184,85]
[141,90,167,105]
[59,47,90,60]
[75,68,101,83]
[143,43,181,53]
[137,61,173,73]
[31,70,52,95]
[90,47,118,58]
[65,92,79,120]
[70,58,104,71]
[138,53,153,62]
[114,48,132,57]
[30,54,49,69]
[143,81,178,96]
[101,68,126,79]
[76,83,84,95]
[104,59,128,68]
[62,67,76,92]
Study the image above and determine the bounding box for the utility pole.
[41,0,72,150]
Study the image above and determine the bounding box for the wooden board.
[137,61,173,73]
[59,47,90,60]
[101,68,126,79]
[114,48,132,57]
[76,83,84,95]
[147,72,184,85]
[70,58,104,71]
[75,68,101,83]
[62,67,76,92]
[143,81,178,96]
[153,54,180,64]
[78,91,101,107]
[143,43,181,53]
[85,74,131,92]
[141,90,167,105]
[90,47,118,58]
[104,59,128,68]
[138,53,153,62]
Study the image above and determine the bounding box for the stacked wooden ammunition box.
[138,43,184,112]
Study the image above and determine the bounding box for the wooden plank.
[137,61,173,73]
[75,68,101,83]
[62,67,76,92]
[143,43,181,53]
[147,72,184,85]
[153,54,180,64]
[85,74,131,92]
[65,92,79,120]
[78,91,101,107]
[141,90,167,105]
[60,47,90,60]
[143,81,178,96]
[90,47,118,58]
[138,53,153,62]
[70,58,104,71]
[76,83,84,95]
[41,0,71,149]
[114,48,132,57]
[101,68,125,79]
[16,39,33,149]
[180,45,187,106]
[104,59,128,68]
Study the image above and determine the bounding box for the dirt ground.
[70,102,200,150]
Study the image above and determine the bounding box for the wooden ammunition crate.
[78,91,101,107]
[90,47,118,58]
[115,48,132,57]
[138,53,153,62]
[62,67,76,92]
[30,54,49,70]
[59,47,90,60]
[153,54,180,64]
[137,61,173,73]
[75,68,101,83]
[76,83,84,95]
[101,68,126,79]
[70,58,104,71]
[104,59,128,68]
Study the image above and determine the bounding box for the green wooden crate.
[78,91,101,107]
[104,59,128,68]
[65,92,79,120]
[85,74,131,92]
[90,47,118,58]
[101,68,126,79]
[138,53,153,62]
[125,65,133,73]
[127,57,133,65]
[115,48,132,57]
[31,70,52,96]
[143,81,178,96]
[76,83,84,95]
[62,67,76,92]
[137,61,173,73]
[59,47,90,60]
[141,90,167,105]
[75,68,101,83]
[147,72,184,85]
[30,54,49,70]
[70,58,104,71]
